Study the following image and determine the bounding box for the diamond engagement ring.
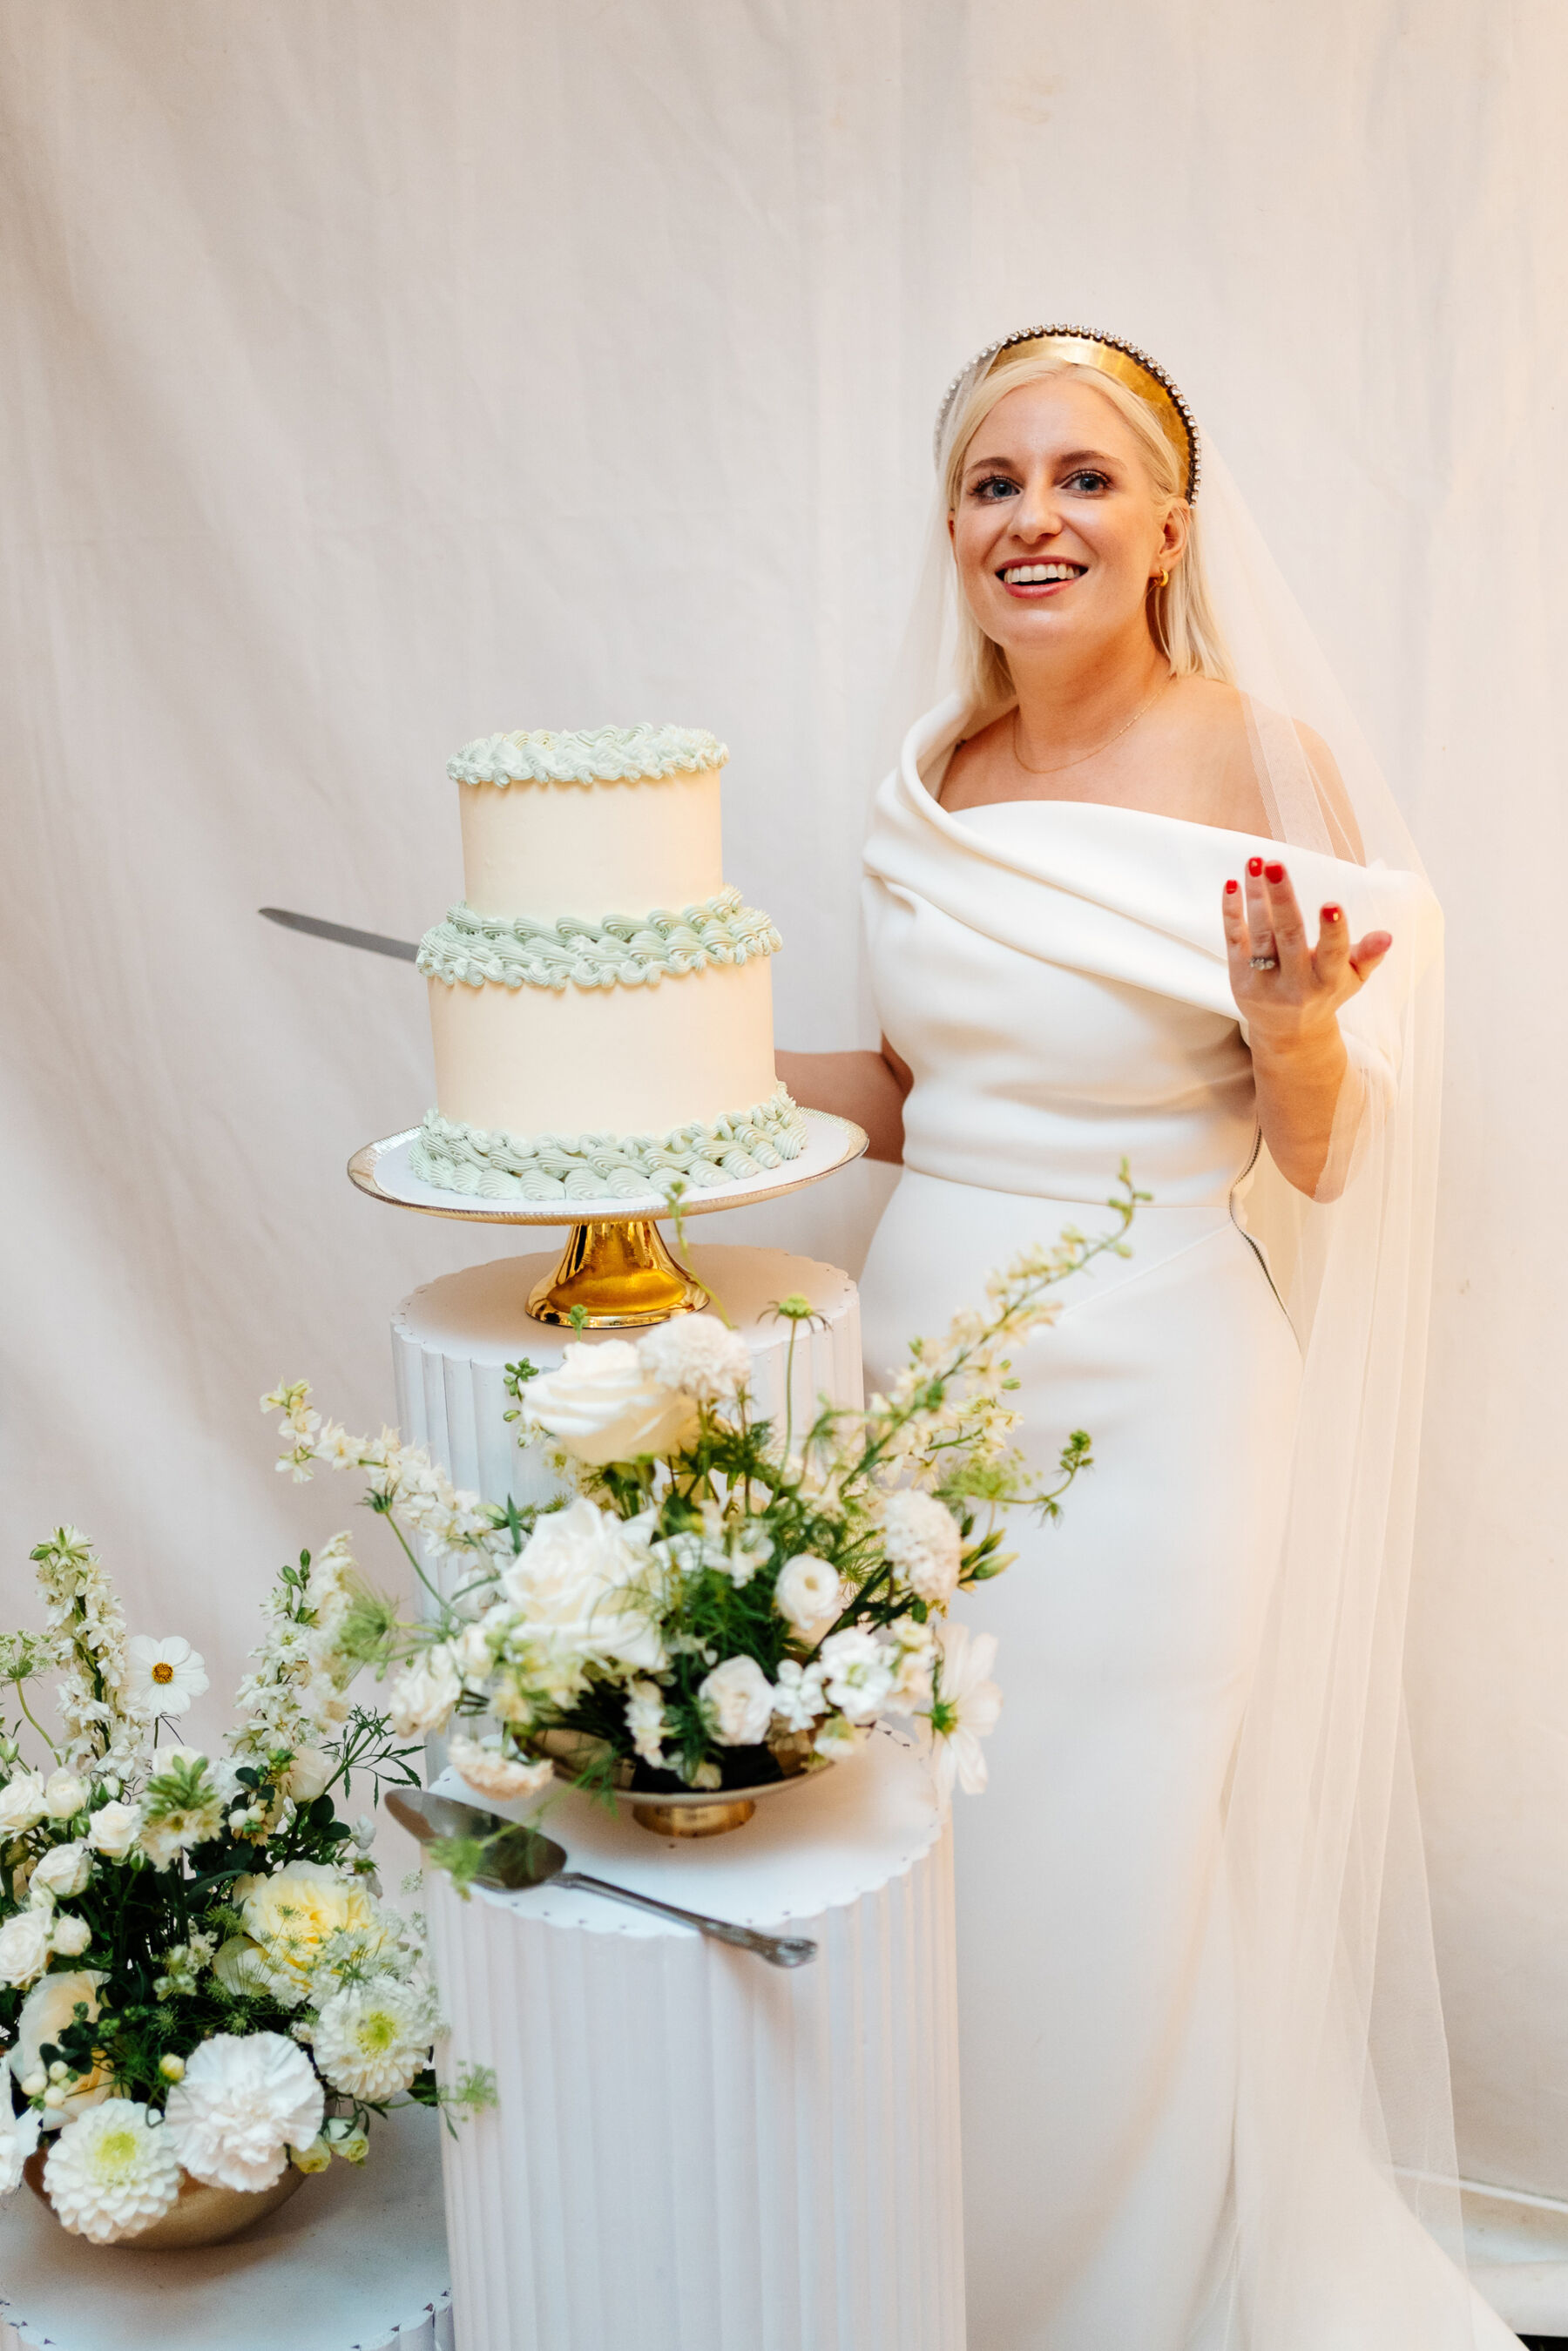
[1249,952,1279,969]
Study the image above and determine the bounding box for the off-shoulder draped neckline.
[909,693,1373,875]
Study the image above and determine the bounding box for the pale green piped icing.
[417,887,781,992]
[447,724,728,788]
[408,1084,809,1203]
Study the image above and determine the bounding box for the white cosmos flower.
[125,1635,209,1719]
[43,2100,181,2242]
[0,2100,41,2193]
[163,2031,324,2192]
[816,1627,896,1724]
[31,1842,92,1901]
[520,1341,699,1465]
[698,1655,775,1747]
[310,1975,432,2101]
[774,1553,844,1638]
[637,1314,753,1402]
[0,1773,49,1836]
[447,1735,553,1803]
[930,1621,1002,1798]
[882,1490,963,1605]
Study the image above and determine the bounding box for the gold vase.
[24,2145,306,2248]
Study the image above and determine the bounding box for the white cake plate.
[348,1106,868,1328]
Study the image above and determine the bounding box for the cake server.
[260,906,419,962]
[385,1788,818,1969]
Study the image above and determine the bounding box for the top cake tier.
[449,724,728,922]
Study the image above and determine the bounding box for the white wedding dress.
[857,701,1517,2350]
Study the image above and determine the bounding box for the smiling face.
[948,374,1187,679]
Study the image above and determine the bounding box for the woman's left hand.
[1222,855,1391,1052]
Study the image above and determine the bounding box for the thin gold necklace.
[1010,680,1168,778]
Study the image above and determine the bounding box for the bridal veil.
[883,331,1481,2343]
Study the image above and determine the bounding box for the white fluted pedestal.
[392,1245,862,1552]
[423,1728,963,2351]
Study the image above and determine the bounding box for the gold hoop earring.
[1154,568,1169,589]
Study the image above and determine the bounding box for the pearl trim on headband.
[933,324,1201,500]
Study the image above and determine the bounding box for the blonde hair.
[943,352,1233,716]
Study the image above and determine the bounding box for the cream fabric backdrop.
[4,0,1565,2206]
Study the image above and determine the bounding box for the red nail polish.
[1264,861,1285,884]
[1225,878,1239,895]
[1247,856,1264,877]
[1321,903,1341,923]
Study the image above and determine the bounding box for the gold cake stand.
[347,1108,869,1328]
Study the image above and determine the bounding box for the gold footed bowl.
[538,1726,830,1837]
[24,2144,306,2248]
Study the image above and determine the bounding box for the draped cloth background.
[3,0,1566,2219]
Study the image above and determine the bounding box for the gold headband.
[935,324,1200,500]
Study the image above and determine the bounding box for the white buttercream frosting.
[407,1084,808,1203]
[417,888,781,992]
[447,725,729,788]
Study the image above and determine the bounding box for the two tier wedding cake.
[408,724,807,1203]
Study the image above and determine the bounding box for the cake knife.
[260,907,419,962]
[386,1788,818,1968]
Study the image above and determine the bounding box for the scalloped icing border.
[416,888,781,991]
[408,1084,809,1203]
[447,724,727,788]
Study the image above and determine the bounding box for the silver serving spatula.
[386,1788,818,1969]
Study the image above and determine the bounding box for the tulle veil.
[876,343,1493,2345]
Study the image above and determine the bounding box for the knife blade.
[260,907,419,963]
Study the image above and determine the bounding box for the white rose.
[85,1800,142,1860]
[0,1773,49,1835]
[388,1647,462,1739]
[501,1498,666,1672]
[31,1843,92,1901]
[698,1655,776,1747]
[9,1969,108,2119]
[0,1907,54,1990]
[50,1913,92,1957]
[882,1490,963,1605]
[521,1341,699,1465]
[817,1627,896,1725]
[637,1314,753,1402]
[43,1771,89,1821]
[282,1746,334,1802]
[774,1553,845,1638]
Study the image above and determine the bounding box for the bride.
[779,328,1517,2349]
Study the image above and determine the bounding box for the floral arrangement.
[270,1178,1139,1850]
[0,1529,490,2246]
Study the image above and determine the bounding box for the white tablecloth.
[0,2101,449,2351]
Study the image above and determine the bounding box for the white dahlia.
[310,1976,432,2101]
[162,2031,324,2192]
[637,1314,753,1402]
[43,2101,181,2243]
[882,1490,963,1604]
[447,1734,553,1804]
